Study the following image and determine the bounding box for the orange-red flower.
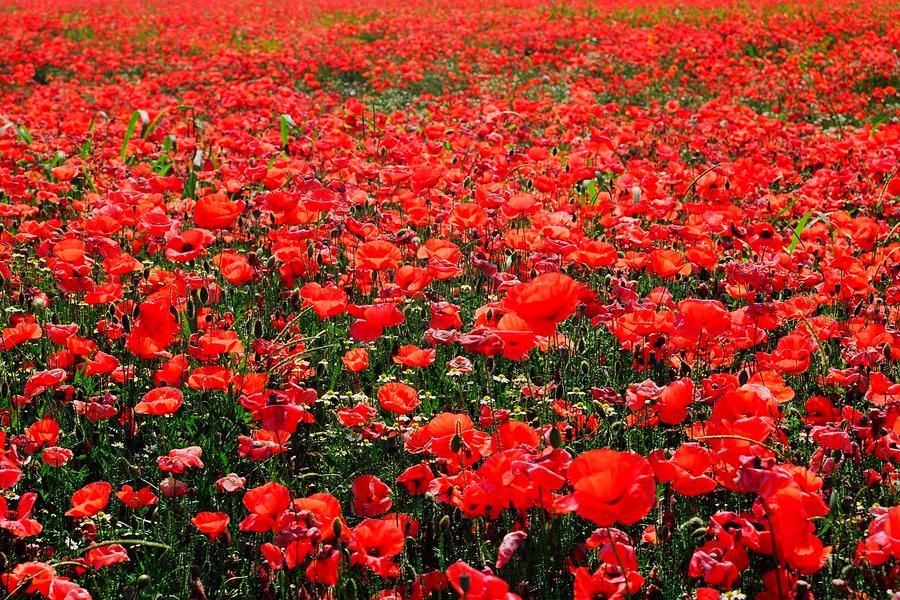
[66,481,112,518]
[556,449,655,526]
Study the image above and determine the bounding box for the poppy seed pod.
[549,426,562,449]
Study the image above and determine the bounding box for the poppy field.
[1,0,900,597]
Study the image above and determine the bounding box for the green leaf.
[787,210,813,254]
[121,109,149,161]
[279,113,300,152]
[771,197,798,222]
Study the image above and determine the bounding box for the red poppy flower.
[213,250,254,285]
[1,562,56,596]
[42,446,73,467]
[134,386,184,415]
[351,475,393,517]
[556,449,656,526]
[1,320,42,351]
[240,482,291,533]
[216,473,246,493]
[66,481,112,518]
[83,544,130,570]
[301,282,348,319]
[337,402,378,427]
[502,272,580,336]
[157,446,204,474]
[164,228,214,262]
[192,512,231,540]
[341,347,369,372]
[393,344,436,368]
[116,484,159,508]
[349,518,405,577]
[446,561,521,600]
[356,240,401,271]
[396,462,435,495]
[378,382,420,415]
[193,192,245,230]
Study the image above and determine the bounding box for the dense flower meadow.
[1,0,899,597]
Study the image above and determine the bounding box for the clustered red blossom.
[0,0,899,598]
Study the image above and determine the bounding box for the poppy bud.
[678,516,705,531]
[186,299,196,320]
[458,574,471,594]
[549,426,562,449]
[198,286,209,304]
[450,432,463,454]
[316,360,328,379]
[831,580,849,594]
[579,360,589,375]
[143,267,152,279]
[332,519,342,539]
[345,578,357,600]
[439,514,451,532]
[266,255,277,270]
[884,343,892,362]
[121,315,131,333]
[738,370,749,385]
[253,319,263,338]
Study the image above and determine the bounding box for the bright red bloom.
[555,449,656,526]
[502,272,580,336]
[341,347,369,372]
[116,484,159,508]
[378,382,421,415]
[192,512,231,540]
[446,561,521,600]
[349,518,405,578]
[193,192,245,229]
[66,481,112,518]
[83,544,130,570]
[301,282,348,319]
[240,482,291,532]
[393,344,436,368]
[134,386,184,415]
[351,475,393,517]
